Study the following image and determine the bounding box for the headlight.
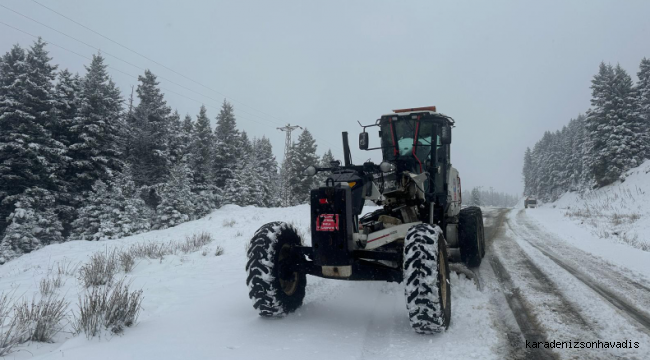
[379,162,396,173]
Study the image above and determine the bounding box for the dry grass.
[214,246,224,256]
[39,276,65,297]
[79,249,119,288]
[72,279,143,338]
[14,296,69,343]
[0,293,25,356]
[118,251,136,273]
[222,219,236,228]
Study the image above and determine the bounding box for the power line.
[29,0,287,124]
[0,3,282,130]
[26,0,355,162]
[0,21,274,130]
[1,6,354,162]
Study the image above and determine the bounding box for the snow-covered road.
[482,208,650,360]
[2,205,649,359]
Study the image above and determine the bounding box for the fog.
[2,0,649,194]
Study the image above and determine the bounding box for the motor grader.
[246,106,485,334]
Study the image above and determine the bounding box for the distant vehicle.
[524,196,537,209]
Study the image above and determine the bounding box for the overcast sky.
[2,0,650,194]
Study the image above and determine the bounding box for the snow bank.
[0,203,502,360]
[524,159,650,275]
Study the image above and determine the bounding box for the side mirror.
[303,165,317,177]
[359,132,369,150]
[441,125,452,145]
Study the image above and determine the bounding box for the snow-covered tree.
[0,188,63,264]
[127,70,172,186]
[471,187,481,206]
[155,162,196,229]
[585,63,646,187]
[68,53,124,193]
[71,170,150,240]
[213,100,240,189]
[253,137,280,207]
[317,149,336,186]
[0,41,67,236]
[189,105,214,187]
[522,147,533,196]
[636,58,650,157]
[167,110,187,165]
[289,129,318,205]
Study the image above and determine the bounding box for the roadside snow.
[0,204,501,360]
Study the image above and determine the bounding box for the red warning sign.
[316,214,339,231]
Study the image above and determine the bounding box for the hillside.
[0,204,500,360]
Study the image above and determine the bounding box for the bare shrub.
[0,293,25,356]
[201,249,208,256]
[79,249,119,288]
[73,279,143,338]
[39,276,64,296]
[14,296,69,343]
[57,260,79,277]
[118,251,136,273]
[127,241,175,259]
[222,219,236,228]
[215,246,224,256]
[178,232,213,254]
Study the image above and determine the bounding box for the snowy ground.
[0,205,502,360]
[1,201,650,359]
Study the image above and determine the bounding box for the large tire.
[246,222,306,317]
[459,206,485,267]
[403,224,451,334]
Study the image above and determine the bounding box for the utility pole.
[277,124,302,207]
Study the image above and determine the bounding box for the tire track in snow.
[514,210,650,334]
[481,209,557,360]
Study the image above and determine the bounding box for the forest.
[0,39,330,263]
[523,59,650,202]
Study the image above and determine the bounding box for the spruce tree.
[189,105,214,187]
[317,149,336,186]
[155,162,196,229]
[71,170,150,240]
[69,53,124,193]
[636,58,650,157]
[213,100,240,189]
[522,147,533,196]
[585,63,645,186]
[127,70,171,186]
[253,137,280,207]
[0,41,67,236]
[289,129,318,205]
[0,188,63,263]
[168,110,186,165]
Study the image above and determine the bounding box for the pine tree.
[167,110,186,165]
[68,53,124,193]
[471,188,481,206]
[189,105,214,187]
[71,170,150,240]
[585,63,645,187]
[223,132,255,205]
[317,149,336,186]
[0,188,63,263]
[289,129,318,205]
[636,58,650,157]
[155,162,196,229]
[127,70,171,186]
[213,100,240,189]
[253,137,280,207]
[522,147,533,195]
[0,41,67,236]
